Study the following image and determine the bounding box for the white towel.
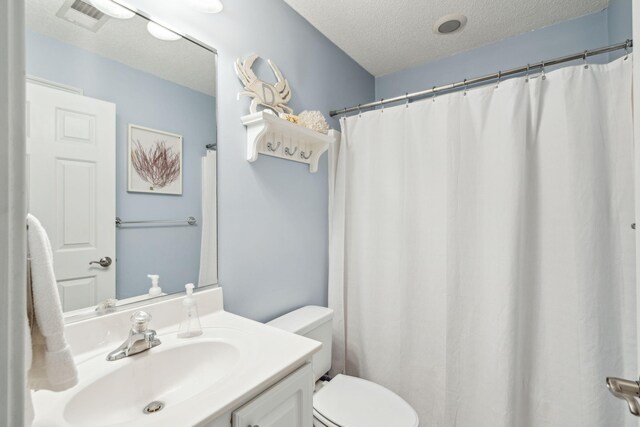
[26,214,78,393]
[25,289,34,426]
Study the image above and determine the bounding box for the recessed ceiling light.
[89,0,135,19]
[147,21,182,41]
[433,14,467,35]
[186,0,224,14]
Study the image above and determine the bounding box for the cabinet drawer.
[232,363,313,427]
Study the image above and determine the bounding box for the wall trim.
[25,75,83,95]
[0,0,27,425]
[633,1,640,410]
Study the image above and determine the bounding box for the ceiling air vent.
[71,0,104,20]
[56,0,110,32]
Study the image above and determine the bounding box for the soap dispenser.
[147,274,162,297]
[178,283,203,338]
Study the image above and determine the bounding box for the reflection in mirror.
[25,0,218,315]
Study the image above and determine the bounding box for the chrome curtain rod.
[115,216,197,226]
[329,39,633,117]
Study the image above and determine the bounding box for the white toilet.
[268,306,419,427]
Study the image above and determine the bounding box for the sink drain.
[143,401,165,414]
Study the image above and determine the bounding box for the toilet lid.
[313,375,419,427]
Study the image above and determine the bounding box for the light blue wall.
[375,11,616,100]
[376,2,633,100]
[26,31,217,299]
[608,0,633,60]
[122,0,375,322]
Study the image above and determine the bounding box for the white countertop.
[31,287,321,426]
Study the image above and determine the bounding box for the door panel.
[26,82,116,311]
[632,1,640,424]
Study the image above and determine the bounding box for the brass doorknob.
[89,257,112,267]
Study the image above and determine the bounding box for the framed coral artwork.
[128,124,183,195]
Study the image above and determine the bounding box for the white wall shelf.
[241,111,338,173]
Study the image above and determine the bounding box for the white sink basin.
[33,327,257,427]
[65,340,240,426]
[31,291,321,427]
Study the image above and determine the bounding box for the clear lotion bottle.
[177,283,203,338]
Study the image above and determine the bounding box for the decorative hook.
[300,150,313,160]
[266,141,281,152]
[625,39,631,60]
[284,146,298,156]
[432,86,437,102]
[463,79,468,96]
[583,50,589,69]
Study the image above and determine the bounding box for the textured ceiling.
[283,0,609,76]
[27,0,216,96]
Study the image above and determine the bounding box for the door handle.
[89,257,112,268]
[607,377,640,416]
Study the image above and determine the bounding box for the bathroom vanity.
[31,288,320,427]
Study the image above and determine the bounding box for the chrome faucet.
[106,311,161,361]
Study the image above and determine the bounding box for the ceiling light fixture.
[89,0,135,19]
[186,0,224,14]
[433,14,467,35]
[147,21,182,41]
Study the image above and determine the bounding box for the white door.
[612,0,640,421]
[26,82,116,312]
[635,2,640,425]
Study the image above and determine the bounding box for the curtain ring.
[625,39,631,60]
[405,93,410,108]
[541,61,546,80]
[583,50,589,69]
[358,104,362,118]
[496,71,502,88]
[380,98,384,113]
[432,86,437,102]
[525,64,530,82]
[463,79,468,96]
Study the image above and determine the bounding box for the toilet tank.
[267,306,333,382]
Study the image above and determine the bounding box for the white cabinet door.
[232,363,314,427]
[26,82,116,311]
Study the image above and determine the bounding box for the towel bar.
[115,216,197,227]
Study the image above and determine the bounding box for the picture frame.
[128,124,183,195]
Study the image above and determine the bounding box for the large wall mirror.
[25,0,218,316]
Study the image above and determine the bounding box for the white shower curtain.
[329,56,636,426]
[198,150,218,287]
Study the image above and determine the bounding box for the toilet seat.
[312,374,419,427]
